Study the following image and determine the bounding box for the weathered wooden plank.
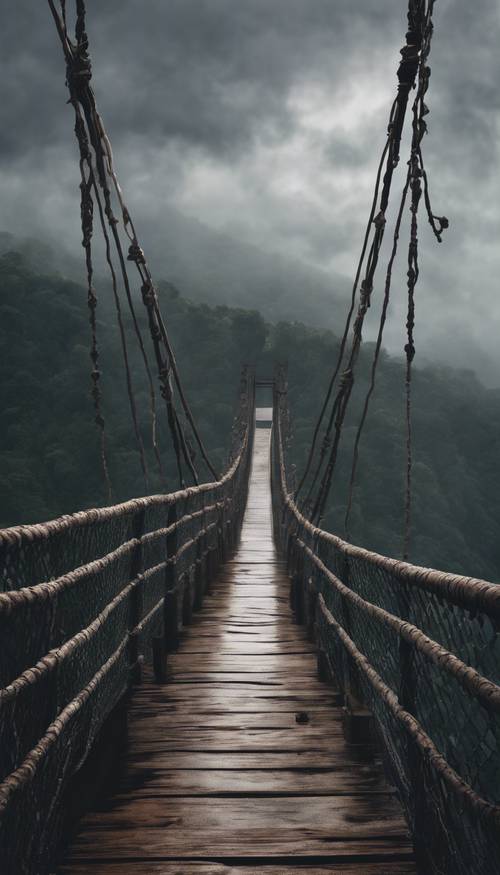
[115,766,390,796]
[125,709,342,729]
[167,662,320,674]
[131,690,339,707]
[177,641,315,654]
[123,750,382,771]
[127,727,347,753]
[60,864,418,874]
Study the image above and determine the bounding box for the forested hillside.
[1,247,499,581]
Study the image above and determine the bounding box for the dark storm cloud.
[0,0,499,381]
[0,0,390,159]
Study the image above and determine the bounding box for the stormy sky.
[1,1,499,382]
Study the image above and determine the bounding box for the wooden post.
[164,503,180,652]
[152,636,167,683]
[182,571,194,626]
[193,541,204,612]
[128,507,145,685]
[338,553,374,746]
[164,587,180,652]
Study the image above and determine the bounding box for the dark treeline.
[1,248,499,581]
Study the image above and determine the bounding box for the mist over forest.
[1,238,499,582]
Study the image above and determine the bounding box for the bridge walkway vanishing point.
[59,426,416,874]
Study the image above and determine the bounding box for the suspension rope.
[47,0,219,489]
[402,0,447,557]
[344,3,447,547]
[89,159,166,485]
[76,110,113,502]
[304,1,447,555]
[308,5,425,525]
[295,136,392,505]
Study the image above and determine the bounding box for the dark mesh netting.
[271,385,500,875]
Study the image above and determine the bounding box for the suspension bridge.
[1,1,499,874]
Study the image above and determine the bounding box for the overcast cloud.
[1,1,499,382]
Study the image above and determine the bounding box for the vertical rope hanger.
[309,2,428,525]
[300,1,447,560]
[48,0,219,491]
[344,0,447,556]
[76,101,113,502]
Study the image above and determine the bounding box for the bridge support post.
[164,503,180,652]
[129,507,145,686]
[217,500,228,565]
[182,571,194,626]
[193,552,204,611]
[164,587,180,652]
[335,553,375,747]
[152,635,167,682]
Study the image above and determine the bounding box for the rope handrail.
[276,411,500,621]
[0,447,245,550]
[300,541,500,714]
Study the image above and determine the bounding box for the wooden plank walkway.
[59,428,416,874]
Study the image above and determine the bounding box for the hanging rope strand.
[403,0,436,559]
[73,102,152,490]
[295,135,392,504]
[308,4,426,526]
[69,23,167,486]
[344,169,412,537]
[48,0,218,488]
[342,0,447,554]
[81,30,218,482]
[64,54,113,501]
[87,146,167,486]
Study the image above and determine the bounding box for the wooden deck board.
[59,429,415,873]
[61,863,417,874]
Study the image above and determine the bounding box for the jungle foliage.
[1,248,499,581]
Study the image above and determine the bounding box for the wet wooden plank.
[177,641,315,654]
[123,750,379,770]
[61,863,417,874]
[167,654,319,669]
[130,692,341,712]
[127,727,347,753]
[66,794,414,859]
[126,709,342,729]
[115,766,390,797]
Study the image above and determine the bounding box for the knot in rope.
[397,42,420,86]
[320,434,331,456]
[159,364,171,386]
[141,282,155,307]
[373,211,386,230]
[404,340,416,363]
[339,368,354,394]
[66,43,92,96]
[127,242,146,265]
[432,214,449,241]
[359,279,373,311]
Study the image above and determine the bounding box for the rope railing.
[270,367,500,875]
[0,367,255,875]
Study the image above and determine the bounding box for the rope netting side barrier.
[271,368,500,875]
[0,368,255,875]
